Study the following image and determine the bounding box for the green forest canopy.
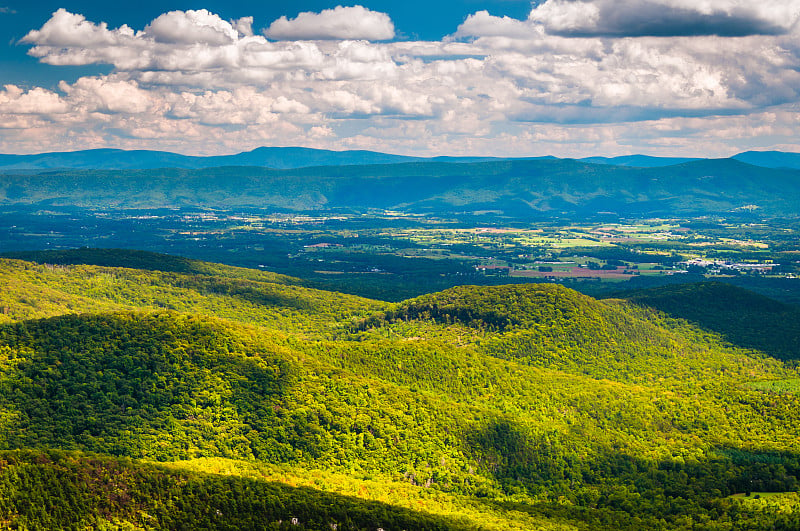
[1,252,799,529]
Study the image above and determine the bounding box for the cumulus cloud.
[8,5,800,156]
[528,0,800,37]
[455,11,535,39]
[59,78,155,114]
[0,7,16,14]
[144,10,240,44]
[232,17,254,37]
[21,8,135,47]
[167,88,310,125]
[264,6,394,41]
[0,85,69,114]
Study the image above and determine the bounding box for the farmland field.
[2,207,799,301]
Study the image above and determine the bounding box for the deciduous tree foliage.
[0,255,799,529]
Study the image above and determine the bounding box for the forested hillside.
[2,157,799,216]
[1,252,799,529]
[615,282,800,362]
[359,284,790,382]
[0,255,382,336]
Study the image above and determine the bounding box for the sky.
[1,0,800,157]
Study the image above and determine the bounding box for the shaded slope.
[5,449,800,531]
[0,450,468,531]
[0,313,295,461]
[614,282,800,361]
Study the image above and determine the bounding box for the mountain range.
[0,146,520,171]
[1,146,799,171]
[1,157,798,217]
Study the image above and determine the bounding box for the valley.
[2,150,800,528]
[3,206,798,302]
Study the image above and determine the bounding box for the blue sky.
[2,1,800,157]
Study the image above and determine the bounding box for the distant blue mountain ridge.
[0,146,797,171]
[0,147,517,171]
[579,155,704,167]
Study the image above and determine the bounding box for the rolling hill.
[1,250,800,529]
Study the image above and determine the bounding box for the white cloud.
[59,78,155,114]
[232,17,254,37]
[455,11,538,40]
[309,125,335,138]
[145,10,239,45]
[167,88,309,125]
[264,5,394,41]
[8,5,800,157]
[0,85,69,114]
[21,8,135,47]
